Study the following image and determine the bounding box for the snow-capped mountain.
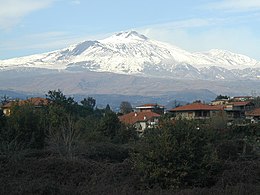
[1,31,260,80]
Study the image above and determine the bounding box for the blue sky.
[1,0,260,60]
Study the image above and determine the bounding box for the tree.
[120,101,132,114]
[105,104,111,112]
[252,96,260,108]
[46,89,80,116]
[47,90,77,108]
[173,100,180,108]
[0,95,10,105]
[81,97,96,110]
[215,94,229,100]
[209,110,228,130]
[47,112,81,158]
[98,111,121,140]
[0,109,6,143]
[1,103,47,151]
[132,119,220,189]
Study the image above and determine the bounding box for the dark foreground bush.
[1,148,259,195]
[216,160,260,187]
[0,150,259,195]
[0,150,138,195]
[77,142,131,162]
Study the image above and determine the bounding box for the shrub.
[132,120,221,189]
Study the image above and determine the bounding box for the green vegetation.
[215,94,230,100]
[119,101,133,114]
[0,90,259,194]
[133,120,220,189]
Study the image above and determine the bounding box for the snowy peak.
[71,41,99,55]
[103,31,148,43]
[207,49,257,63]
[63,40,99,57]
[0,30,260,80]
[200,49,259,68]
[115,31,148,40]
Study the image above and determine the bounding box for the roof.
[246,108,260,116]
[170,103,224,112]
[136,103,164,109]
[233,96,253,98]
[25,97,49,106]
[119,111,160,125]
[228,101,252,107]
[2,97,49,108]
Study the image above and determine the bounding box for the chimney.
[134,112,137,117]
[144,115,147,120]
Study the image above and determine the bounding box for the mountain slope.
[0,31,260,80]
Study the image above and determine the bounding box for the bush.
[78,142,130,162]
[0,104,46,153]
[132,120,221,189]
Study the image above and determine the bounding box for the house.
[224,101,254,119]
[1,97,49,116]
[135,103,164,115]
[211,99,229,105]
[169,102,224,120]
[245,108,260,123]
[231,96,254,102]
[119,111,161,133]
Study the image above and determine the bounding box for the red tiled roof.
[170,103,223,112]
[1,102,13,108]
[119,111,160,125]
[246,108,260,116]
[26,97,49,106]
[229,101,252,106]
[2,97,49,108]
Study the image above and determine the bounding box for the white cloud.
[0,0,54,30]
[206,0,260,11]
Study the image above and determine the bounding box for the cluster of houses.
[1,96,260,133]
[119,96,260,132]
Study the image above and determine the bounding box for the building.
[245,108,260,123]
[169,102,224,120]
[211,99,229,105]
[1,97,49,116]
[135,103,164,115]
[224,101,254,119]
[231,96,254,102]
[119,111,161,133]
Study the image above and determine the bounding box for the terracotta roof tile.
[2,97,49,108]
[119,111,160,125]
[170,103,223,112]
[229,101,252,106]
[246,108,260,116]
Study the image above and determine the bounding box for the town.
[2,94,260,133]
